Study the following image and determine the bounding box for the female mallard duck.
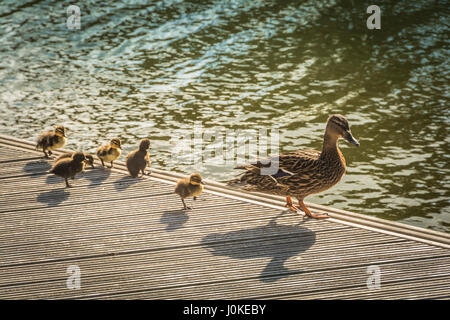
[175,173,205,210]
[55,152,95,169]
[126,138,151,178]
[36,125,67,158]
[49,152,86,188]
[96,138,122,168]
[228,114,359,219]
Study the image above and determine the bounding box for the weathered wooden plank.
[0,238,445,288]
[0,169,125,195]
[0,219,377,267]
[1,256,448,299]
[0,146,42,162]
[103,275,450,300]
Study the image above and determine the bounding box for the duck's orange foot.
[296,200,329,219]
[300,209,329,219]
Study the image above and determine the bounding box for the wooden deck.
[0,134,449,300]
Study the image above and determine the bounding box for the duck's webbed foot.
[296,200,329,219]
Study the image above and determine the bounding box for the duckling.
[49,152,86,188]
[174,173,205,210]
[126,138,151,178]
[36,125,67,158]
[55,152,95,169]
[96,138,122,168]
[228,114,359,219]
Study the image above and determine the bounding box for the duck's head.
[84,154,95,168]
[326,114,359,146]
[55,125,67,138]
[110,138,122,149]
[139,138,151,151]
[73,152,86,163]
[189,173,205,186]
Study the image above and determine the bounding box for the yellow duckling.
[96,138,122,168]
[126,138,151,178]
[49,152,86,188]
[55,152,95,169]
[228,114,359,219]
[174,173,205,210]
[36,125,67,158]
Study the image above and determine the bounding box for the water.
[0,0,448,232]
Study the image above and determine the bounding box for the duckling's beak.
[344,131,359,147]
[201,181,205,185]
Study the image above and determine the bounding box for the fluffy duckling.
[36,125,67,158]
[96,138,122,168]
[55,152,95,169]
[126,138,151,178]
[49,152,86,188]
[174,173,205,210]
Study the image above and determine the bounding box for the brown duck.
[55,152,95,169]
[228,114,359,219]
[49,152,86,187]
[174,173,205,210]
[126,138,151,178]
[36,125,67,158]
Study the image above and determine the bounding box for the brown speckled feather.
[231,148,346,199]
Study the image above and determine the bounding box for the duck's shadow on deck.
[84,167,112,188]
[37,188,70,206]
[113,175,141,191]
[160,210,189,231]
[201,215,315,282]
[23,160,51,177]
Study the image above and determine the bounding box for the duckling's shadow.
[83,167,112,188]
[201,215,315,283]
[23,160,51,178]
[37,188,70,207]
[113,175,141,191]
[160,210,189,231]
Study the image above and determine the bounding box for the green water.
[0,0,448,232]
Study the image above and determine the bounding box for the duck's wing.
[36,131,52,149]
[234,149,321,175]
[228,149,322,193]
[97,145,110,157]
[49,158,72,175]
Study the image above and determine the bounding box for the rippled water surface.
[0,0,449,232]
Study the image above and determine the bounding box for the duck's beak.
[344,131,359,147]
